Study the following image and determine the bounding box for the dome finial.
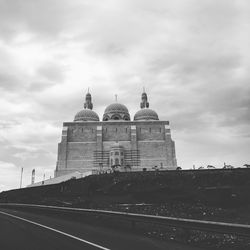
[115,94,118,102]
[140,88,149,109]
[84,89,93,110]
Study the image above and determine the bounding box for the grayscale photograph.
[0,0,249,249]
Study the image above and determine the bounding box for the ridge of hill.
[1,169,250,211]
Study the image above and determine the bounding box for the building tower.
[140,89,149,109]
[134,90,159,121]
[84,90,93,110]
[74,91,99,122]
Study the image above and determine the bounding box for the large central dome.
[103,103,130,121]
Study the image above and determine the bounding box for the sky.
[0,0,249,191]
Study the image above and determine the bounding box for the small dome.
[74,109,99,122]
[103,103,130,121]
[134,108,159,121]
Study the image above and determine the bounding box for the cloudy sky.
[0,0,249,191]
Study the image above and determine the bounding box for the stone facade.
[55,91,177,177]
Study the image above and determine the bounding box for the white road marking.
[0,210,110,250]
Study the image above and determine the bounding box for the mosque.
[55,90,177,177]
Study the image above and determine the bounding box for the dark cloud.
[0,73,20,91]
[27,81,57,92]
[0,0,90,41]
[37,62,66,82]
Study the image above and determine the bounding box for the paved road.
[0,208,202,250]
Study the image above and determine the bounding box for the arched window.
[115,158,119,165]
[115,151,119,156]
[111,114,121,120]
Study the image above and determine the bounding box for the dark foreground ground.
[1,168,250,249]
[0,208,202,250]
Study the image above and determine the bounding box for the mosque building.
[55,90,177,177]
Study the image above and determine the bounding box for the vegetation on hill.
[1,169,250,222]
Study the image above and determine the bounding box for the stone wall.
[102,124,131,141]
[68,124,96,142]
[67,142,96,160]
[136,124,165,141]
[55,120,177,177]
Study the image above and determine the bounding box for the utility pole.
[20,167,23,189]
[42,173,45,185]
[31,169,35,185]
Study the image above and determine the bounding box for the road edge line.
[0,210,110,250]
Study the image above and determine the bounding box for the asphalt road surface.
[0,208,203,250]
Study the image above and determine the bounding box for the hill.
[1,168,250,224]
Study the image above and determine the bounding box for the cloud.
[0,0,84,40]
[0,161,20,191]
[37,62,66,82]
